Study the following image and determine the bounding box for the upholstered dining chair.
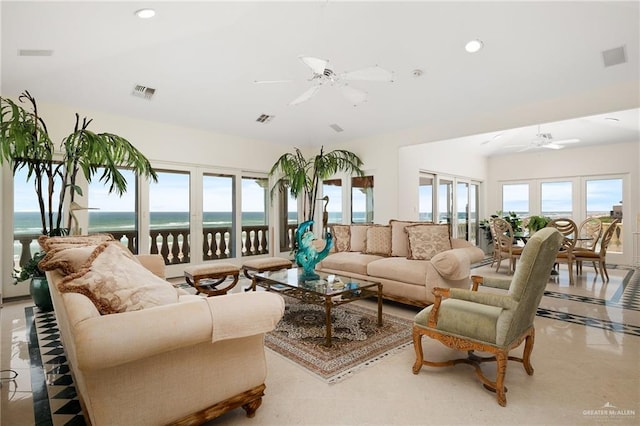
[574,219,620,282]
[412,227,563,407]
[492,217,523,273]
[574,217,603,275]
[546,218,578,285]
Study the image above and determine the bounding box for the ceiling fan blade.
[340,84,368,106]
[553,138,580,144]
[289,85,322,106]
[253,79,294,84]
[340,66,394,82]
[543,143,563,150]
[299,56,328,75]
[517,146,533,152]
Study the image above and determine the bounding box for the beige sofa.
[39,235,284,426]
[317,221,484,307]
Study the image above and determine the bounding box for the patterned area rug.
[265,297,413,384]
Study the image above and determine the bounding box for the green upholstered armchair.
[412,227,563,406]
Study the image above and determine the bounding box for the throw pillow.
[363,225,391,256]
[38,233,115,251]
[405,223,452,260]
[349,225,370,252]
[57,242,179,315]
[39,245,103,275]
[331,225,351,252]
[389,220,422,257]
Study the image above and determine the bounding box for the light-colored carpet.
[265,296,414,384]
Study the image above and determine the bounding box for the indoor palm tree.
[1,91,158,309]
[269,146,364,224]
[1,90,158,236]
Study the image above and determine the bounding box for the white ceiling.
[1,1,639,155]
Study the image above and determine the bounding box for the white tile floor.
[2,264,639,425]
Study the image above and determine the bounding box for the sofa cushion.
[319,252,384,275]
[350,225,370,252]
[405,223,452,260]
[366,257,430,286]
[39,245,103,275]
[363,225,391,256]
[56,242,179,315]
[389,220,422,257]
[430,249,471,280]
[331,225,351,252]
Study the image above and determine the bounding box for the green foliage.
[0,91,158,236]
[269,146,364,223]
[13,251,46,283]
[526,215,552,232]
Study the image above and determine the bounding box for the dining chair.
[573,219,620,282]
[412,228,563,406]
[575,217,603,275]
[493,217,523,273]
[546,218,578,285]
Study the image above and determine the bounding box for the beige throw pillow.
[331,225,351,252]
[38,233,115,251]
[389,220,422,257]
[57,242,178,315]
[349,225,370,252]
[363,225,391,256]
[405,223,452,260]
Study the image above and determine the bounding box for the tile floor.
[1,264,639,425]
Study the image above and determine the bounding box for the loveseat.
[38,235,285,426]
[316,220,484,307]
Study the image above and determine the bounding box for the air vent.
[329,123,344,133]
[602,45,627,67]
[132,85,156,100]
[18,49,53,57]
[256,114,274,124]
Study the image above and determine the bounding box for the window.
[323,178,342,225]
[88,167,137,253]
[351,175,374,223]
[149,170,190,264]
[278,186,297,252]
[203,173,235,259]
[242,176,268,255]
[419,175,434,221]
[438,178,453,224]
[541,181,572,219]
[586,177,623,254]
[502,183,529,216]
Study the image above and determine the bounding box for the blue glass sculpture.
[295,220,333,281]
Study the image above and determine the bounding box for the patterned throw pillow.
[331,225,351,252]
[38,233,115,251]
[405,224,452,260]
[56,242,178,315]
[364,225,391,256]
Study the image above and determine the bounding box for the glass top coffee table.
[250,268,382,347]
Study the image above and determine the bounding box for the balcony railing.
[14,224,299,268]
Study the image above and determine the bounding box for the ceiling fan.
[255,56,394,106]
[505,126,580,152]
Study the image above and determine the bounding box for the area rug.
[265,297,414,384]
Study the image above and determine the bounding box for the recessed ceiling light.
[465,39,484,53]
[135,8,156,19]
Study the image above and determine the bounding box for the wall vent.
[18,49,53,57]
[329,123,344,133]
[602,45,627,68]
[256,114,274,123]
[132,85,156,100]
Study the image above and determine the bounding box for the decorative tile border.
[536,307,640,337]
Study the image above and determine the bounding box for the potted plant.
[269,146,364,265]
[13,251,52,311]
[1,90,158,309]
[526,215,551,233]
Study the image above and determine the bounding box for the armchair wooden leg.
[412,327,425,374]
[495,352,508,407]
[522,330,535,375]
